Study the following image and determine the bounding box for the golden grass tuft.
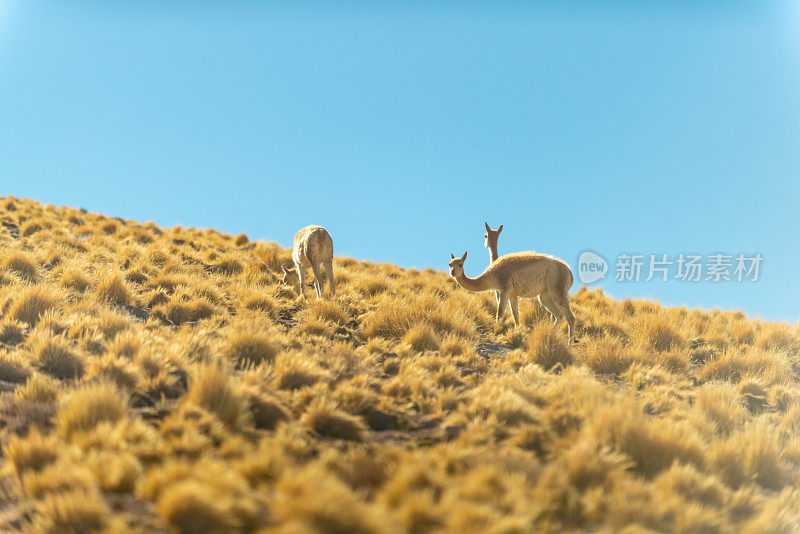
[528,323,574,370]
[0,350,33,383]
[222,329,278,367]
[155,480,241,533]
[8,285,61,326]
[402,322,440,352]
[185,366,248,429]
[29,490,114,533]
[57,382,128,438]
[579,337,634,375]
[274,354,330,390]
[642,318,685,352]
[0,318,27,346]
[247,391,289,430]
[155,297,215,325]
[95,270,132,306]
[27,333,85,380]
[589,403,704,478]
[5,429,61,475]
[4,251,40,281]
[707,420,793,490]
[301,402,366,441]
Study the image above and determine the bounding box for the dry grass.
[528,322,575,370]
[6,285,61,326]
[0,196,798,532]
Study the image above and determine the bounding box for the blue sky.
[1,1,798,321]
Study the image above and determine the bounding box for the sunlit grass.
[0,195,798,532]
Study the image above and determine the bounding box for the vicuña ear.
[498,224,503,233]
[485,222,490,232]
[461,251,468,261]
[450,253,455,260]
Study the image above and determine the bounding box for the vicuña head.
[281,265,300,287]
[484,222,503,261]
[449,251,468,278]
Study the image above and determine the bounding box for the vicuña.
[449,249,575,340]
[282,225,335,300]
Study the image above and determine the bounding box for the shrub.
[156,298,215,325]
[14,374,60,404]
[707,421,792,490]
[234,233,249,246]
[156,480,240,533]
[95,270,132,306]
[0,350,32,383]
[4,251,40,281]
[0,319,26,345]
[580,337,634,375]
[274,355,328,390]
[301,402,366,441]
[186,366,248,429]
[214,257,243,275]
[402,323,440,353]
[58,382,128,438]
[223,330,278,368]
[29,490,114,534]
[21,220,44,236]
[86,354,139,390]
[589,404,704,477]
[643,319,685,352]
[5,429,61,475]
[27,334,85,380]
[247,392,289,431]
[528,323,574,370]
[8,285,61,326]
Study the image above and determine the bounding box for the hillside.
[0,196,798,533]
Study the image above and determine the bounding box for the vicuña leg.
[538,292,561,324]
[296,266,306,300]
[496,290,508,323]
[509,296,520,327]
[554,291,575,341]
[324,259,335,296]
[311,262,324,300]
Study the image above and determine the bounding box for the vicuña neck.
[455,270,494,292]
[489,244,499,263]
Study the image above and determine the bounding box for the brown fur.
[283,225,335,300]
[449,250,575,340]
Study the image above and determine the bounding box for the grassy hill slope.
[0,196,799,533]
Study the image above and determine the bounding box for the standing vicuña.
[484,222,504,306]
[449,250,575,340]
[282,225,335,300]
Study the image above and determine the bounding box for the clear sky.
[1,1,798,321]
